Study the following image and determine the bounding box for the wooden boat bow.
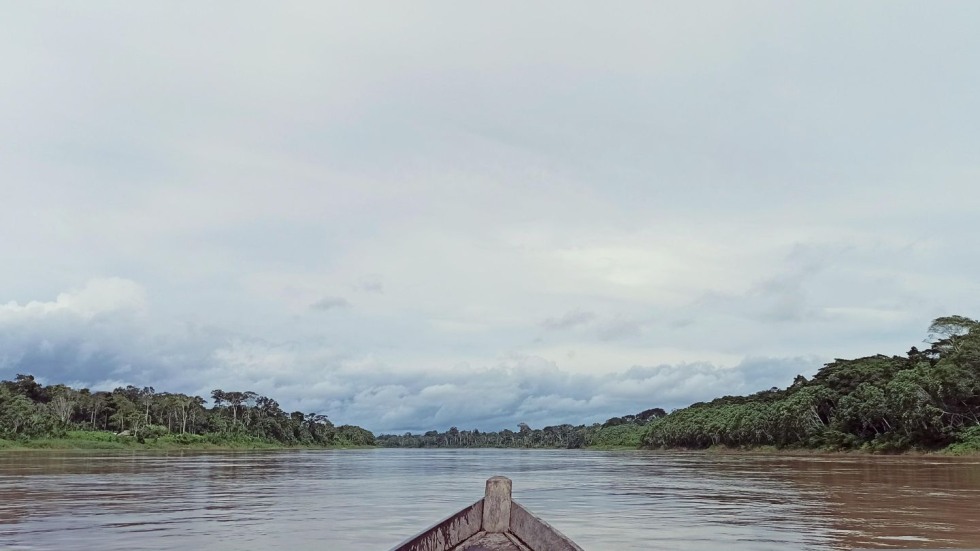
[389,476,584,551]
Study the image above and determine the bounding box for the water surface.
[1,449,978,550]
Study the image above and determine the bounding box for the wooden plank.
[508,501,584,551]
[390,477,585,551]
[455,531,525,550]
[389,499,484,551]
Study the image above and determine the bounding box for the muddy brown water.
[1,449,978,550]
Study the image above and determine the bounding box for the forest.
[377,316,980,453]
[0,378,374,448]
[3,315,980,453]
[374,408,664,450]
[641,315,980,453]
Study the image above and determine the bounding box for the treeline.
[6,315,978,454]
[0,377,375,447]
[376,408,666,449]
[643,316,980,453]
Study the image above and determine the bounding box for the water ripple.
[1,449,979,550]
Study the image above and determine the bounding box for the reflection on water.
[0,449,978,550]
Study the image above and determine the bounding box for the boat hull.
[389,477,583,551]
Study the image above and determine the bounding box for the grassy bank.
[0,430,369,452]
[649,442,980,457]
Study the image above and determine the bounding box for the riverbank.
[647,443,980,457]
[0,439,282,451]
[0,431,370,452]
[5,432,977,455]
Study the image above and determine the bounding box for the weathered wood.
[457,531,531,551]
[509,502,584,551]
[389,477,582,551]
[389,499,483,551]
[482,476,512,533]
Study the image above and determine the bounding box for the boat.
[389,476,584,551]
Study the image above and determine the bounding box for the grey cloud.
[0,284,825,433]
[310,297,350,311]
[751,274,814,323]
[689,248,827,325]
[596,317,646,341]
[0,279,219,389]
[675,237,938,359]
[353,276,384,294]
[337,355,826,433]
[541,310,596,331]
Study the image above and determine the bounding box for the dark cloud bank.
[0,279,822,433]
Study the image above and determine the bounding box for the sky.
[2,2,979,433]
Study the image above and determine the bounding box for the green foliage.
[0,377,373,449]
[643,315,980,453]
[946,425,980,454]
[66,430,118,442]
[158,433,205,445]
[334,425,376,446]
[141,424,170,440]
[589,423,645,448]
[376,415,659,450]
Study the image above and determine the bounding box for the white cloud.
[0,278,146,322]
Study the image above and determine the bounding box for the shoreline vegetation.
[638,315,980,456]
[0,430,376,452]
[3,316,980,455]
[0,376,375,451]
[374,316,980,456]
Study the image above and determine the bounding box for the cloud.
[0,278,193,385]
[309,297,350,312]
[0,278,146,322]
[2,4,979,436]
[0,278,826,433]
[326,354,824,433]
[353,275,384,294]
[541,309,596,331]
[596,316,647,341]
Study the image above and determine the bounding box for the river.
[1,449,979,550]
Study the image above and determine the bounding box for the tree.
[602,416,625,427]
[0,376,374,448]
[636,408,666,422]
[885,369,944,445]
[10,374,44,402]
[48,384,79,424]
[0,386,37,437]
[81,391,109,429]
[210,389,226,408]
[927,315,980,352]
[835,383,890,439]
[109,391,142,435]
[138,386,156,426]
[335,425,375,446]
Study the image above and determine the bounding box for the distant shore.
[0,440,374,452]
[645,444,980,457]
[0,431,371,452]
[4,436,975,456]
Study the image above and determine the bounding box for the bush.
[141,425,170,439]
[66,430,117,442]
[590,424,645,448]
[158,433,205,445]
[946,425,980,455]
